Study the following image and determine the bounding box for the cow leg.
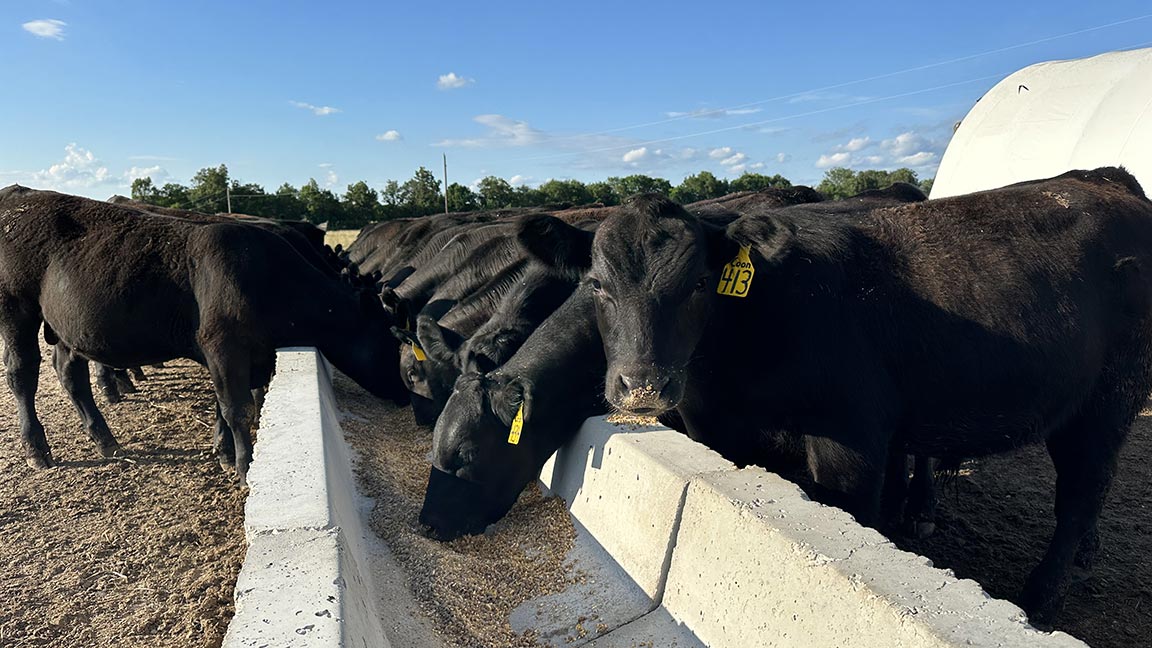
[212,403,236,471]
[92,362,124,403]
[879,448,909,530]
[52,344,120,458]
[904,455,938,538]
[128,366,147,381]
[1019,409,1126,625]
[205,348,256,487]
[2,317,51,469]
[112,368,138,395]
[804,433,887,528]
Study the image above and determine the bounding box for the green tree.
[341,181,380,226]
[729,172,791,192]
[189,164,230,213]
[671,171,729,204]
[446,183,479,212]
[816,167,857,200]
[476,176,515,209]
[586,181,619,206]
[512,184,544,207]
[537,179,592,207]
[270,183,306,221]
[402,166,443,215]
[607,175,672,199]
[156,182,192,209]
[131,177,158,203]
[888,168,920,186]
[919,177,935,196]
[853,169,890,194]
[229,181,268,217]
[298,178,344,225]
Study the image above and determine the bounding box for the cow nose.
[618,373,670,394]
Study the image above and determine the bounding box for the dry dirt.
[0,342,247,648]
[324,229,361,250]
[891,408,1152,648]
[334,372,581,648]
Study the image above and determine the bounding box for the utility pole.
[226,184,232,214]
[443,153,449,215]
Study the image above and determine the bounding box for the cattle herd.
[3,166,1152,628]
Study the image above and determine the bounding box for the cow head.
[419,371,542,540]
[389,318,465,426]
[518,194,791,416]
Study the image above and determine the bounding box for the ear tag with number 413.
[507,404,524,445]
[717,245,755,298]
[411,343,427,362]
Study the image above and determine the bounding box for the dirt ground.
[0,342,247,648]
[892,408,1152,647]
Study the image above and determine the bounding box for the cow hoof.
[236,473,249,489]
[104,391,123,404]
[99,443,122,458]
[26,454,54,470]
[119,382,138,394]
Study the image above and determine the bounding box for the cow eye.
[694,277,708,292]
[589,277,603,291]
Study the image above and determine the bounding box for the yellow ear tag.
[411,343,427,362]
[717,245,755,298]
[507,404,524,445]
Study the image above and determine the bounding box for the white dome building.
[930,47,1152,199]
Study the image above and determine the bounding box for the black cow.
[512,168,1152,623]
[0,186,406,485]
[399,260,581,426]
[419,283,606,539]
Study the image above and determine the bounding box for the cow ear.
[494,376,533,428]
[390,325,418,346]
[516,214,594,276]
[723,215,793,264]
[416,314,464,366]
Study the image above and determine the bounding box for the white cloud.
[813,128,945,171]
[31,143,113,190]
[437,72,475,90]
[289,100,341,116]
[123,165,169,183]
[509,175,533,186]
[898,151,937,166]
[23,19,66,40]
[318,162,334,168]
[665,107,762,119]
[708,147,733,159]
[622,147,648,164]
[436,114,544,148]
[775,153,791,163]
[728,165,747,174]
[324,169,339,188]
[750,162,766,170]
[376,130,402,142]
[881,132,929,157]
[720,153,747,167]
[816,152,852,168]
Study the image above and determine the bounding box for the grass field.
[325,229,360,249]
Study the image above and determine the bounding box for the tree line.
[130,164,934,229]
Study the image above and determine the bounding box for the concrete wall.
[222,348,388,648]
[544,417,1088,648]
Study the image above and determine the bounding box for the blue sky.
[3,1,1151,199]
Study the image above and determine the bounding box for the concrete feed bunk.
[223,348,1087,647]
